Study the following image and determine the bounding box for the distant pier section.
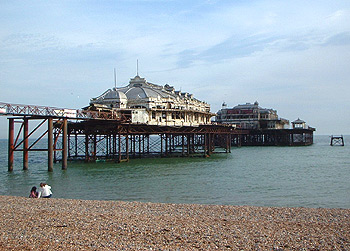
[330,135,344,146]
[215,102,315,146]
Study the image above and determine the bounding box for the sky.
[1,0,350,137]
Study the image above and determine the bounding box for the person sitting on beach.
[37,183,53,198]
[29,186,38,198]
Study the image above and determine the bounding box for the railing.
[0,102,122,121]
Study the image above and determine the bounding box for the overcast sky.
[1,0,350,137]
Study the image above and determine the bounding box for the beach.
[0,196,349,250]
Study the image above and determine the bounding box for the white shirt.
[38,185,52,198]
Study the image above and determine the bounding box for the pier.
[1,102,242,171]
[1,101,315,172]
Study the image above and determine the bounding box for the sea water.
[0,135,349,208]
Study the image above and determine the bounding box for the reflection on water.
[0,136,349,208]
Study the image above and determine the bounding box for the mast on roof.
[136,59,139,76]
[114,68,117,88]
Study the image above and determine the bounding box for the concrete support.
[8,118,14,172]
[23,118,29,170]
[48,118,54,172]
[62,118,68,170]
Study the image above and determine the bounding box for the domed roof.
[90,88,127,104]
[116,75,177,100]
[104,89,127,100]
[90,75,201,107]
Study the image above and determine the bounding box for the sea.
[0,135,349,208]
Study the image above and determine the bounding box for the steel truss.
[60,120,239,163]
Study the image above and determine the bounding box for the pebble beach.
[0,196,349,250]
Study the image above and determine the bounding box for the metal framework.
[1,101,315,172]
[232,129,315,146]
[0,102,124,120]
[330,135,344,146]
[7,117,68,172]
[61,121,240,163]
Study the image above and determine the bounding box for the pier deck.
[1,102,315,172]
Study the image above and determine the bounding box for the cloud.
[1,0,350,137]
[323,32,350,46]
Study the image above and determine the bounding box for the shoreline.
[1,196,349,250]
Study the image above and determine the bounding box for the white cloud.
[0,0,350,137]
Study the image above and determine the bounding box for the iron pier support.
[23,118,29,170]
[8,118,14,172]
[62,118,68,170]
[48,118,54,172]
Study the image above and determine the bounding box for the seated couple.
[29,183,53,198]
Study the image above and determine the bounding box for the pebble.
[0,195,349,250]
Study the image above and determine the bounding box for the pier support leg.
[23,118,29,170]
[118,134,121,162]
[186,134,190,156]
[147,135,150,154]
[228,134,231,153]
[93,134,97,161]
[48,118,54,172]
[160,134,163,156]
[62,118,68,170]
[126,134,129,161]
[204,133,208,157]
[182,135,185,156]
[85,134,89,162]
[8,118,14,172]
[165,134,168,156]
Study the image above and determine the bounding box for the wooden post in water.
[8,118,14,172]
[23,118,29,170]
[48,118,54,172]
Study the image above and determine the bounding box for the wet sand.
[0,195,349,250]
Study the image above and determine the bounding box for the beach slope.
[0,196,349,250]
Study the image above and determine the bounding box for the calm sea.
[0,135,349,208]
